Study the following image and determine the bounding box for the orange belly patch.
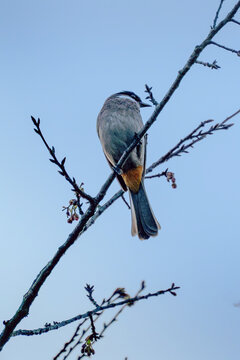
[121,165,143,193]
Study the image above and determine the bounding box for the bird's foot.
[134,132,142,144]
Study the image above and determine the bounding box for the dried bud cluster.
[81,335,95,357]
[112,287,130,299]
[62,183,85,223]
[62,199,79,224]
[166,172,177,189]
[112,287,134,306]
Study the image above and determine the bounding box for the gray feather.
[129,182,160,240]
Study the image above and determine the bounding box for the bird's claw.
[134,132,142,144]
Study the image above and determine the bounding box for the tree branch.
[1,1,240,351]
[31,116,94,204]
[145,84,159,106]
[210,41,240,56]
[55,287,130,360]
[145,169,169,179]
[12,283,179,337]
[195,59,221,69]
[146,109,238,175]
[57,284,145,360]
[53,319,88,360]
[231,18,240,25]
[212,0,225,29]
[121,194,131,209]
[84,284,100,308]
[77,282,146,360]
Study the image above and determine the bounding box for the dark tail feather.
[129,182,160,240]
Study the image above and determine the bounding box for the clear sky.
[0,1,240,359]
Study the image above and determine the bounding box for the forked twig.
[195,59,221,69]
[12,283,179,338]
[146,110,238,175]
[31,116,94,203]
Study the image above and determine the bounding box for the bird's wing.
[104,153,127,191]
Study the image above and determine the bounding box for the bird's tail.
[129,181,160,240]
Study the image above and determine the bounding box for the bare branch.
[144,84,159,106]
[31,117,94,204]
[146,110,239,175]
[88,314,99,342]
[195,59,221,69]
[12,283,180,337]
[78,282,146,359]
[84,190,124,231]
[80,314,100,357]
[210,41,240,56]
[121,194,131,209]
[146,170,177,189]
[145,169,169,179]
[221,108,240,123]
[85,284,99,308]
[59,292,112,360]
[212,0,226,29]
[0,203,97,349]
[231,18,240,25]
[53,319,88,360]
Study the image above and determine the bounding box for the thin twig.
[146,110,239,174]
[88,314,99,341]
[83,190,124,231]
[231,18,240,25]
[145,169,168,179]
[31,117,94,204]
[144,84,159,106]
[212,0,225,28]
[195,59,221,69]
[85,284,99,308]
[221,108,240,123]
[53,319,88,360]
[76,195,84,216]
[210,41,240,56]
[121,194,131,209]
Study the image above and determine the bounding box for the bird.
[97,91,160,240]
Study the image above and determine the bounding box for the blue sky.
[0,1,240,359]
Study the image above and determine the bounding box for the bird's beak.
[140,102,151,108]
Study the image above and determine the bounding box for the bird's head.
[113,91,151,108]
